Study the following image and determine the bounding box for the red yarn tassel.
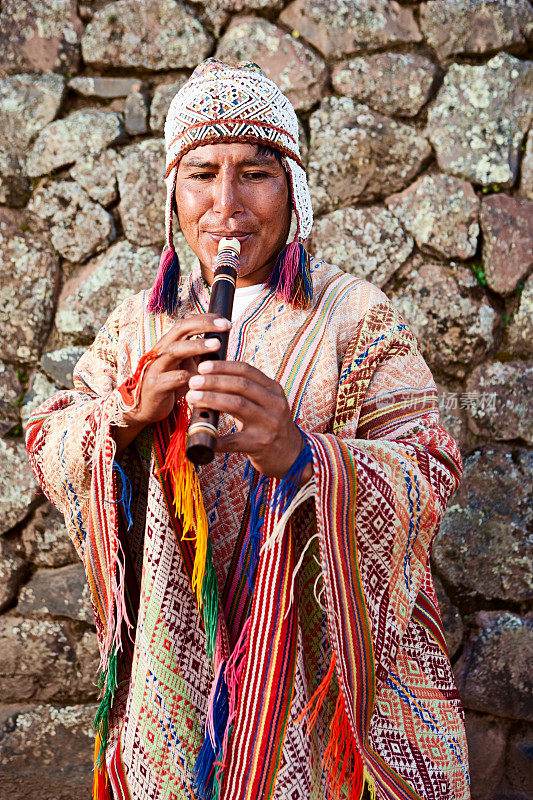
[296,652,365,800]
[295,652,337,732]
[117,348,160,408]
[323,691,364,800]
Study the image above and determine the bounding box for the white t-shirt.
[231,283,266,322]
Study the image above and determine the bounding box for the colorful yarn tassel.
[147,246,180,315]
[267,237,312,309]
[212,618,251,798]
[93,734,112,800]
[93,647,118,771]
[194,662,230,800]
[160,399,209,607]
[296,651,376,800]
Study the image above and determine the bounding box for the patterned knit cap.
[163,57,313,250]
[148,57,314,313]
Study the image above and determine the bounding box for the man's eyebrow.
[181,155,278,169]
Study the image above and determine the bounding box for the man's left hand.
[186,360,307,479]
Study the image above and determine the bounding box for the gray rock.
[480,194,533,295]
[308,97,431,215]
[22,502,79,568]
[28,181,116,264]
[55,240,159,342]
[68,76,140,98]
[117,138,166,246]
[464,361,532,445]
[279,0,421,59]
[426,53,533,189]
[504,273,533,358]
[41,346,87,389]
[70,149,119,207]
[0,361,22,437]
[518,129,533,200]
[420,0,533,61]
[18,563,93,624]
[150,78,189,133]
[0,73,65,153]
[26,109,125,178]
[464,711,510,800]
[0,537,27,613]
[216,17,328,113]
[311,205,413,287]
[455,612,533,721]
[433,575,463,658]
[125,88,150,135]
[0,615,98,703]
[390,261,497,378]
[0,703,96,789]
[0,149,30,207]
[0,438,38,535]
[191,0,284,38]
[0,0,82,75]
[433,447,532,603]
[21,372,59,432]
[332,53,438,118]
[0,211,59,364]
[82,0,213,70]
[385,173,480,260]
[435,380,475,457]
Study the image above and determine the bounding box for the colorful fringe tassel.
[147,246,180,315]
[267,237,312,309]
[196,618,251,800]
[93,733,112,800]
[194,663,230,800]
[160,399,209,606]
[296,652,376,800]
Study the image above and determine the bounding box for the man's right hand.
[114,313,231,453]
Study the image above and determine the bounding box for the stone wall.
[0,1,531,797]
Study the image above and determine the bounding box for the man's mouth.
[205,232,252,243]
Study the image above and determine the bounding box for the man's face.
[175,142,292,286]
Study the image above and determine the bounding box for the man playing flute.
[26,59,470,800]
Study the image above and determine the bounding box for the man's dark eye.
[191,173,214,180]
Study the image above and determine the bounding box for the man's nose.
[212,172,243,216]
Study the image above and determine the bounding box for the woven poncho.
[27,257,470,800]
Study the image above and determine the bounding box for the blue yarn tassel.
[270,432,313,516]
[194,667,230,800]
[240,461,268,589]
[112,461,133,530]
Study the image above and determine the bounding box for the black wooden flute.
[186,236,241,465]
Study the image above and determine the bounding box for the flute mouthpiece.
[218,237,241,254]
